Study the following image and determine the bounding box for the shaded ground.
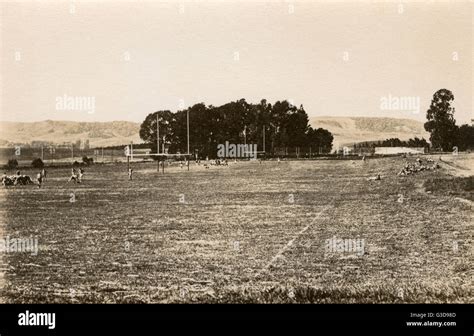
[0,154,472,303]
[424,176,473,201]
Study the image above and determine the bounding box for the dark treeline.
[456,124,474,151]
[349,137,430,155]
[356,137,430,148]
[139,99,333,158]
[381,137,429,148]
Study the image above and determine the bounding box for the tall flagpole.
[157,112,160,154]
[157,112,160,172]
[187,109,190,155]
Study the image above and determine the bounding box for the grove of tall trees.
[140,99,333,158]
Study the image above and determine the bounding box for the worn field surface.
[0,154,472,303]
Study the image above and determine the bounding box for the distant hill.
[0,120,141,147]
[0,117,429,149]
[309,116,429,149]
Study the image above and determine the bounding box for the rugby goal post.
[124,145,192,173]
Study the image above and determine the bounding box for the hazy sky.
[1,1,472,124]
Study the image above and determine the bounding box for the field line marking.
[256,181,351,277]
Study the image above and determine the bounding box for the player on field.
[37,172,43,188]
[78,168,84,183]
[128,168,133,180]
[68,168,78,183]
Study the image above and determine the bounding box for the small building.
[374,147,425,155]
[134,148,152,155]
[30,141,52,148]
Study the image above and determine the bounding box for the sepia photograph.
[0,0,472,332]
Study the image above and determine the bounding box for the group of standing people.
[67,168,84,184]
[3,167,85,188]
[39,167,85,188]
[1,170,35,186]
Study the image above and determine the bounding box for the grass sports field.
[0,154,472,303]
